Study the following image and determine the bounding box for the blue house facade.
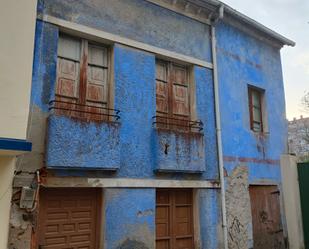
[8,1,294,249]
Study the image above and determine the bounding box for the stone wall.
[226,166,253,249]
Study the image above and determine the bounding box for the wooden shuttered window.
[156,60,190,130]
[55,35,110,121]
[248,87,264,132]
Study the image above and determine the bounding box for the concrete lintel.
[37,14,213,69]
[42,177,220,189]
[249,179,279,186]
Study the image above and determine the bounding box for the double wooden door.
[156,189,194,249]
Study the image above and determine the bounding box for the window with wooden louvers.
[156,60,190,130]
[55,34,109,121]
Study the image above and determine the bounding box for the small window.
[248,87,264,132]
[54,34,110,121]
[155,59,193,130]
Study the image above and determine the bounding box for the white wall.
[0,157,15,249]
[0,1,37,248]
[0,0,37,140]
[281,154,305,249]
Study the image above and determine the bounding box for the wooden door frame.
[34,187,103,249]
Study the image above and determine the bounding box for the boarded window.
[156,60,190,130]
[55,35,110,121]
[248,87,264,132]
[156,189,194,249]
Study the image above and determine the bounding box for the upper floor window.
[54,34,111,121]
[155,59,193,130]
[248,86,264,132]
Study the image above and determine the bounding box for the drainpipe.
[210,5,228,249]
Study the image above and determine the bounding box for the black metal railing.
[49,100,120,121]
[152,115,203,132]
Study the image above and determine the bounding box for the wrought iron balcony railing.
[152,115,203,132]
[49,99,120,122]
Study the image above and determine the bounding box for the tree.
[301,91,309,113]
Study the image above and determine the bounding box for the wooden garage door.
[38,188,101,249]
[156,189,194,249]
[249,185,285,249]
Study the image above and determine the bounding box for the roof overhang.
[147,0,295,48]
[0,137,32,156]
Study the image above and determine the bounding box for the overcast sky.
[222,0,309,120]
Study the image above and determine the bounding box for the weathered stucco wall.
[38,0,212,62]
[47,115,121,170]
[9,1,289,248]
[216,22,287,184]
[216,21,288,248]
[226,166,253,249]
[104,188,155,249]
[9,2,220,247]
[198,189,223,249]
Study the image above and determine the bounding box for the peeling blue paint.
[31,1,288,247]
[104,189,155,249]
[31,20,58,112]
[46,115,120,170]
[38,0,212,62]
[216,22,286,183]
[153,129,206,173]
[199,189,222,249]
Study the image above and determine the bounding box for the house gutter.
[192,0,295,47]
[210,5,228,249]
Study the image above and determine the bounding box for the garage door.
[156,189,194,249]
[38,188,101,249]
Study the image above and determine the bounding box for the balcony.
[46,100,121,170]
[152,116,206,173]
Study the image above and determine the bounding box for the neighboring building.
[7,1,294,249]
[0,1,36,248]
[288,116,309,161]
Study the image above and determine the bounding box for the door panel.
[156,189,194,249]
[249,186,285,249]
[38,188,101,249]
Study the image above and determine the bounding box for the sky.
[222,0,309,120]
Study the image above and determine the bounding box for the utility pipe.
[210,5,228,249]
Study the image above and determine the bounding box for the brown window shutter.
[156,61,169,114]
[55,35,81,116]
[171,64,190,130]
[171,64,189,117]
[86,44,109,121]
[156,61,169,128]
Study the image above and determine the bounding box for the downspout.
[210,5,228,249]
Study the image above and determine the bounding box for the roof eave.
[191,0,295,47]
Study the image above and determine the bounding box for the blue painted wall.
[216,22,287,183]
[31,1,288,248]
[46,115,120,170]
[104,189,155,249]
[38,0,212,62]
[199,189,222,249]
[31,20,58,112]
